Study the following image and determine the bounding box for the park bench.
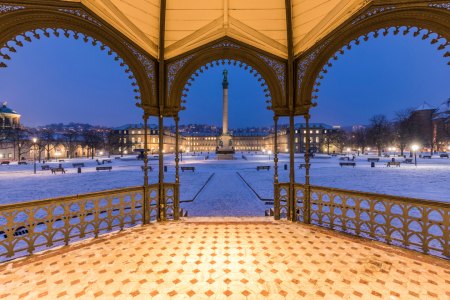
[397,154,406,158]
[383,154,390,158]
[331,154,337,156]
[1,161,10,165]
[403,158,413,164]
[102,160,112,163]
[115,157,120,159]
[422,155,432,159]
[440,153,449,158]
[339,157,349,161]
[181,167,195,172]
[141,166,153,171]
[257,166,270,171]
[96,160,101,165]
[387,162,401,167]
[96,166,112,172]
[58,160,65,162]
[72,163,84,167]
[242,155,247,160]
[51,168,65,174]
[339,162,356,167]
[18,162,27,165]
[299,163,311,169]
[367,158,379,162]
[41,165,50,170]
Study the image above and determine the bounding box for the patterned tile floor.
[1,217,449,300]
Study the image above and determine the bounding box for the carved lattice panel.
[0,186,152,261]
[275,183,290,219]
[294,186,307,222]
[301,185,450,258]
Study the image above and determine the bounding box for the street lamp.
[358,148,360,156]
[268,150,272,161]
[412,145,418,166]
[33,138,37,174]
[347,148,350,156]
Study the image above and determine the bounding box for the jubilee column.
[222,68,229,134]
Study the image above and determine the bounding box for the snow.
[0,151,449,216]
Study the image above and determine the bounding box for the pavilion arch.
[163,39,288,118]
[0,5,157,112]
[296,4,450,112]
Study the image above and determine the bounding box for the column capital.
[222,82,229,89]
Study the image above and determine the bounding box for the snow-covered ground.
[0,151,449,217]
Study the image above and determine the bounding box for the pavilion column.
[273,115,279,220]
[304,113,311,224]
[143,114,149,224]
[158,115,165,221]
[174,116,180,220]
[175,116,180,183]
[157,0,166,222]
[289,113,295,221]
[273,116,279,183]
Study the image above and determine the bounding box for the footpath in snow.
[181,172,267,217]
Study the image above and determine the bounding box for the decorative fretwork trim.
[429,3,450,11]
[58,9,102,27]
[212,41,240,49]
[256,54,285,98]
[296,42,328,99]
[0,5,24,14]
[167,55,195,99]
[126,43,156,98]
[352,7,396,25]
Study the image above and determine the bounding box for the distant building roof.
[414,102,435,111]
[0,102,20,115]
[182,132,221,137]
[232,133,268,136]
[434,98,450,114]
[294,123,334,129]
[113,124,158,130]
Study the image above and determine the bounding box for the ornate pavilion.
[0,0,449,299]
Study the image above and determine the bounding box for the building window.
[132,138,135,143]
[119,130,122,134]
[131,131,135,134]
[316,130,319,134]
[316,137,319,143]
[8,153,12,158]
[138,131,141,134]
[310,130,313,134]
[324,130,327,133]
[153,138,155,143]
[303,130,306,134]
[132,146,135,151]
[295,138,298,143]
[303,137,306,143]
[138,138,141,143]
[124,138,127,143]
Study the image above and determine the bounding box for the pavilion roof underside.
[66,0,368,60]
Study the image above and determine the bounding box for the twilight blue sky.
[0,30,449,128]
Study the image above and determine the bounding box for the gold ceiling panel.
[62,0,369,60]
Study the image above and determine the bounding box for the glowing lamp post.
[347,148,350,156]
[33,138,37,174]
[358,148,360,156]
[412,145,418,166]
[268,150,272,161]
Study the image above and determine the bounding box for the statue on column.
[229,139,232,147]
[222,69,228,83]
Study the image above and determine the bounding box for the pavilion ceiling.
[64,0,370,60]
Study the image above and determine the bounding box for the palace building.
[0,102,21,129]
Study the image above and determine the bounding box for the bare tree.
[5,128,32,161]
[101,128,115,158]
[329,130,348,154]
[368,114,392,157]
[38,129,56,161]
[81,130,102,159]
[352,128,369,154]
[60,132,80,159]
[393,108,415,156]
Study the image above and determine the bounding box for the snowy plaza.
[1,151,448,213]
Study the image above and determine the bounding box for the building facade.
[0,102,21,129]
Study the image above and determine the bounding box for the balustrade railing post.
[305,185,311,224]
[158,115,164,222]
[289,113,295,221]
[274,183,280,220]
[174,183,180,220]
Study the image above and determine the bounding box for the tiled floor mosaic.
[1,218,449,299]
